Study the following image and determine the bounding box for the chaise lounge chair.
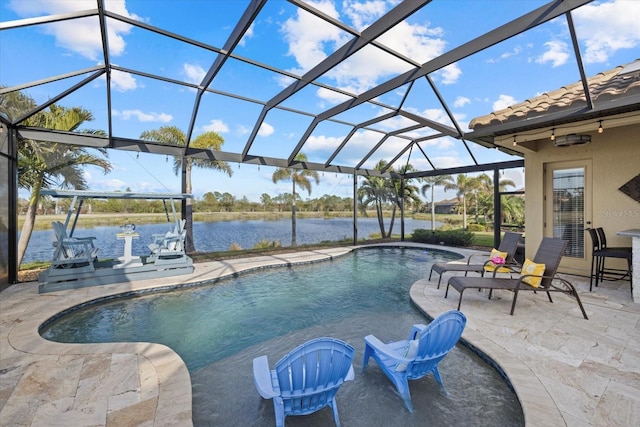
[362,310,467,413]
[253,337,355,427]
[429,231,523,288]
[445,237,588,319]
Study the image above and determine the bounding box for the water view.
[23,217,438,264]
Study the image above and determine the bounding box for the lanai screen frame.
[2,0,609,284]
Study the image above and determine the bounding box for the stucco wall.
[523,123,640,275]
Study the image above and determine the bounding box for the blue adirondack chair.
[362,310,467,412]
[253,337,355,427]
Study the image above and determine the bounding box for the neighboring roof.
[435,197,460,205]
[469,59,640,131]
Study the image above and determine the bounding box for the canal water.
[22,217,439,263]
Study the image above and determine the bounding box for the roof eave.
[465,95,640,141]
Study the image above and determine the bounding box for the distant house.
[434,198,459,214]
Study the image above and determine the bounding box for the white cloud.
[281,1,345,74]
[502,169,524,190]
[238,22,255,47]
[316,87,353,105]
[202,119,229,133]
[535,40,569,68]
[183,63,206,85]
[377,20,446,64]
[342,0,387,30]
[454,96,471,108]
[574,0,640,63]
[8,0,142,60]
[258,122,274,137]
[431,156,463,169]
[281,2,452,99]
[487,46,523,63]
[303,134,343,151]
[111,69,138,91]
[501,46,522,59]
[493,95,519,111]
[437,63,462,85]
[113,109,173,122]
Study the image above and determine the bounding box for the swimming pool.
[41,247,524,426]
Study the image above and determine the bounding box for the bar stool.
[588,227,633,293]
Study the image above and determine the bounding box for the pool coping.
[3,243,638,425]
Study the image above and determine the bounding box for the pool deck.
[1,243,639,426]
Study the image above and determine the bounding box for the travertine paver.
[410,248,640,427]
[1,244,639,426]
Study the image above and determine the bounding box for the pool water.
[41,247,524,426]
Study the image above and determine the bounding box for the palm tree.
[475,174,517,225]
[16,102,111,267]
[445,174,481,229]
[501,195,524,224]
[357,160,393,237]
[470,174,492,223]
[272,153,319,246]
[420,175,454,231]
[140,126,232,253]
[388,163,421,236]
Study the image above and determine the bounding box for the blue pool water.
[40,247,524,426]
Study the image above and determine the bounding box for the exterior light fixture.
[513,136,517,146]
[550,128,556,141]
[554,133,591,147]
[598,120,604,133]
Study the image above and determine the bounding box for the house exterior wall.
[523,123,640,275]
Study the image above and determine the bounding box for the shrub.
[253,239,282,249]
[409,228,475,247]
[467,223,486,232]
[229,242,242,251]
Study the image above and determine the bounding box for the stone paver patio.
[1,244,638,426]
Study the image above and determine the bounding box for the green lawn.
[472,232,495,248]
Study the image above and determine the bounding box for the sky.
[2,0,639,204]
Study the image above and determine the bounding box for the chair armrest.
[483,260,520,277]
[466,253,487,265]
[407,324,427,341]
[364,335,406,363]
[252,356,279,399]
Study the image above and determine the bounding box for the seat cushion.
[520,258,546,288]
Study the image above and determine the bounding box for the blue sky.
[2,0,639,203]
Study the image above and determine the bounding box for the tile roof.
[469,59,640,129]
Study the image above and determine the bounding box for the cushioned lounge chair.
[429,231,523,289]
[253,337,355,427]
[362,310,467,413]
[445,237,588,319]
